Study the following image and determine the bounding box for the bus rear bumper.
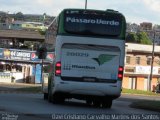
[52,78,122,100]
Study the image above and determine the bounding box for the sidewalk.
[0,82,41,93]
[0,82,41,88]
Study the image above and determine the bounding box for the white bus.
[45,8,126,108]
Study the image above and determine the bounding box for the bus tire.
[44,93,48,100]
[48,82,53,102]
[86,100,92,105]
[52,93,65,104]
[93,100,101,107]
[48,89,53,103]
[102,99,112,108]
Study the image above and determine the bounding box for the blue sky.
[0,0,160,25]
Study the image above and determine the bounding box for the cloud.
[142,0,160,13]
[48,0,84,15]
[36,0,52,5]
[0,0,159,24]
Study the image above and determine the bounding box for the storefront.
[123,65,160,91]
[0,48,54,83]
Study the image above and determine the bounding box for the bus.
[45,8,126,108]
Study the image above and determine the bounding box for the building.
[0,48,54,83]
[140,22,152,31]
[0,29,53,84]
[0,21,48,31]
[126,23,139,33]
[123,43,160,91]
[151,25,160,45]
[0,12,54,84]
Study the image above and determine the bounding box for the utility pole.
[41,59,44,84]
[85,0,87,9]
[149,31,156,91]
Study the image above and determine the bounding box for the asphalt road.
[0,93,159,120]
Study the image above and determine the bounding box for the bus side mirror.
[36,44,47,59]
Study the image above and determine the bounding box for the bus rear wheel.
[44,93,48,100]
[101,100,112,108]
[52,93,65,104]
[86,100,92,105]
[93,100,101,107]
[48,90,53,103]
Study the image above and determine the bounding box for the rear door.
[61,43,121,82]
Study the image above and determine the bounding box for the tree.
[15,12,24,20]
[126,32,152,45]
[137,32,152,45]
[126,32,138,43]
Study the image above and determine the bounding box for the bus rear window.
[64,10,122,36]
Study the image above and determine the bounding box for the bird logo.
[92,54,117,65]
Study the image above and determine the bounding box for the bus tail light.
[118,66,124,80]
[55,61,61,76]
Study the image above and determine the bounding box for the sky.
[0,0,160,25]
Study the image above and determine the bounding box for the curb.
[122,93,160,97]
[0,90,42,94]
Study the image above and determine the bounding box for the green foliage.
[16,87,41,93]
[137,32,152,45]
[38,30,46,35]
[15,12,24,20]
[126,32,138,42]
[122,88,159,96]
[126,32,152,45]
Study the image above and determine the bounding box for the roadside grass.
[122,88,160,112]
[122,88,160,96]
[16,86,42,93]
[130,100,160,112]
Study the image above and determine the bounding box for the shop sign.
[3,49,31,61]
[135,66,159,74]
[30,52,38,61]
[0,48,54,62]
[10,50,31,61]
[31,52,54,62]
[46,53,54,62]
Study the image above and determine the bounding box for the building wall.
[151,78,158,90]
[0,22,47,31]
[123,75,158,91]
[126,54,160,66]
[123,43,160,91]
[140,22,152,31]
[122,77,128,89]
[136,77,145,90]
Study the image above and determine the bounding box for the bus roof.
[50,8,126,39]
[61,8,125,17]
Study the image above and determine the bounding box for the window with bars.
[136,57,141,64]
[147,57,152,65]
[126,56,131,64]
